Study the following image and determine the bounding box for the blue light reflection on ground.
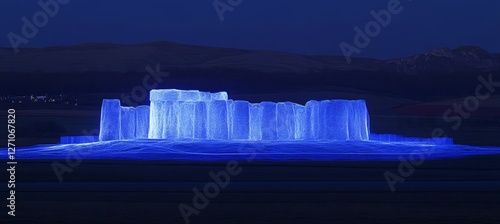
[11,140,500,161]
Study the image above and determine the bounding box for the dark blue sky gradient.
[0,0,499,59]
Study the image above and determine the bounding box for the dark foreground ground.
[2,155,500,224]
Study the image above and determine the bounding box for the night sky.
[0,0,499,59]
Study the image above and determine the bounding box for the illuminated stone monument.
[99,89,370,141]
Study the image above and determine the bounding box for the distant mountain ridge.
[0,42,498,75]
[378,46,500,75]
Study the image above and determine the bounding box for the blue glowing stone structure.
[207,100,230,139]
[60,136,99,144]
[120,107,136,140]
[193,101,208,139]
[292,104,307,140]
[276,102,295,140]
[99,99,121,141]
[305,100,320,139]
[135,105,150,139]
[229,100,250,139]
[260,101,278,140]
[249,103,263,140]
[370,133,454,145]
[98,89,372,141]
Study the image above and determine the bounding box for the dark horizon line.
[1,40,498,61]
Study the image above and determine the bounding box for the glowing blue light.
[147,101,163,139]
[162,101,178,139]
[249,103,262,140]
[207,100,230,139]
[22,140,500,161]
[95,89,446,144]
[260,101,278,140]
[178,102,196,139]
[120,107,136,140]
[135,105,150,139]
[194,101,208,139]
[305,100,320,139]
[45,89,491,161]
[293,103,306,140]
[229,100,250,139]
[150,89,228,101]
[99,99,121,141]
[370,133,454,145]
[60,136,99,144]
[276,102,295,140]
